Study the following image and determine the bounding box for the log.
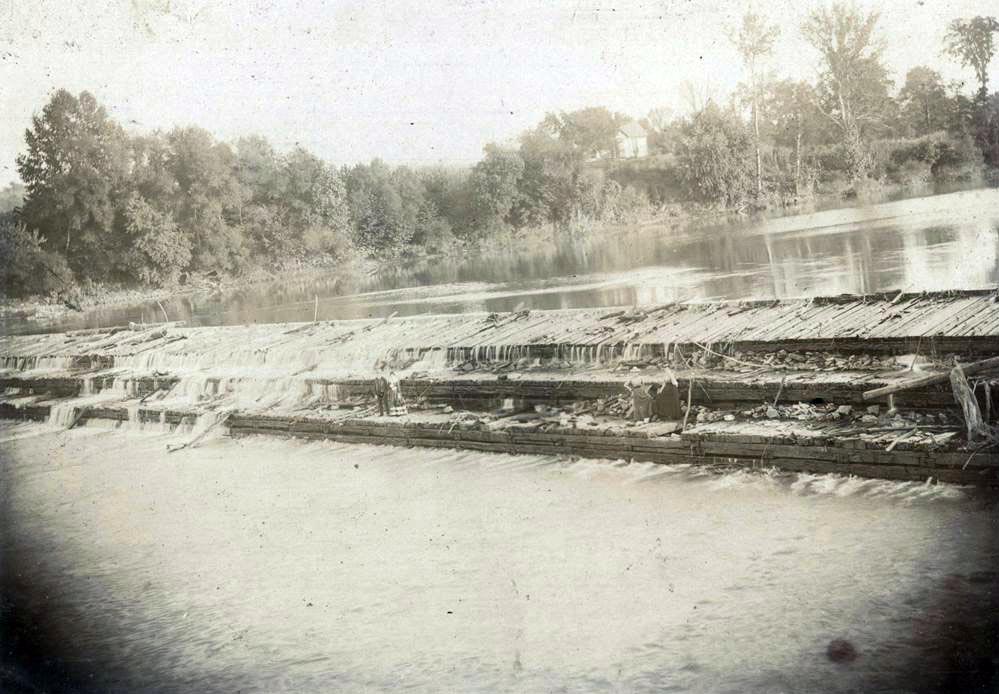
[863,356,999,401]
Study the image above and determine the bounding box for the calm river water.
[2,424,997,693]
[21,186,999,333]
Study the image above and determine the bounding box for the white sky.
[1,0,997,185]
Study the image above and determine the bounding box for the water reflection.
[10,188,999,333]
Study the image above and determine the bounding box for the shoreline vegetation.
[0,176,985,327]
[3,5,999,324]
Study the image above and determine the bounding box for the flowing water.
[1,424,997,693]
[3,188,999,692]
[9,187,998,334]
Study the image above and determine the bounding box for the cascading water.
[6,313,675,438]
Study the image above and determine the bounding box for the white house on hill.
[616,121,648,159]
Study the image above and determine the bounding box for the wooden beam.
[863,356,999,401]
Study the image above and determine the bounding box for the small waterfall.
[126,404,141,428]
[47,401,80,428]
[314,382,345,404]
[1,355,78,374]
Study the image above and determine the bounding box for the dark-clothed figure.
[373,375,390,415]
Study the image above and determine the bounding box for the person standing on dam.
[373,373,390,416]
[386,370,407,416]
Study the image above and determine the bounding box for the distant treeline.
[2,4,998,299]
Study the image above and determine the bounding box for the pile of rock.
[680,401,955,428]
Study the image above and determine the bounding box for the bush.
[811,143,856,180]
[301,224,355,264]
[880,132,982,182]
[603,183,652,223]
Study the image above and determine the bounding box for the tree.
[345,160,414,252]
[468,144,524,230]
[122,194,191,285]
[233,135,284,256]
[282,148,351,242]
[645,106,674,134]
[897,67,951,136]
[16,89,130,278]
[0,219,72,297]
[730,11,779,198]
[131,134,178,206]
[979,92,999,167]
[235,135,281,203]
[944,16,999,102]
[544,107,626,160]
[679,80,717,115]
[802,3,892,178]
[643,106,676,154]
[421,166,473,240]
[675,102,755,207]
[165,126,245,272]
[515,119,586,225]
[765,80,823,195]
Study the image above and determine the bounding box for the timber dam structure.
[2,288,999,485]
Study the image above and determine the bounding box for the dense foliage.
[4,5,999,299]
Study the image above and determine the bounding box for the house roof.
[618,121,647,138]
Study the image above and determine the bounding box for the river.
[7,187,999,334]
[2,423,997,693]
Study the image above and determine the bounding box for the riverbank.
[6,180,991,330]
[0,257,379,328]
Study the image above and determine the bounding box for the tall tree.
[16,90,130,277]
[643,106,676,154]
[345,160,413,252]
[897,67,950,135]
[468,144,524,230]
[730,11,779,199]
[675,103,755,207]
[421,167,473,239]
[802,3,892,178]
[943,16,999,102]
[516,119,587,225]
[981,92,999,166]
[122,194,191,285]
[765,80,823,196]
[545,107,627,160]
[165,126,245,272]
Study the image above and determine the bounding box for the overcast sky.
[1,0,997,186]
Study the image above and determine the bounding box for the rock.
[766,406,780,419]
[860,414,878,424]
[836,405,853,416]
[866,405,880,415]
[723,414,735,422]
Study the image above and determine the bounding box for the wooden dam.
[2,288,998,484]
